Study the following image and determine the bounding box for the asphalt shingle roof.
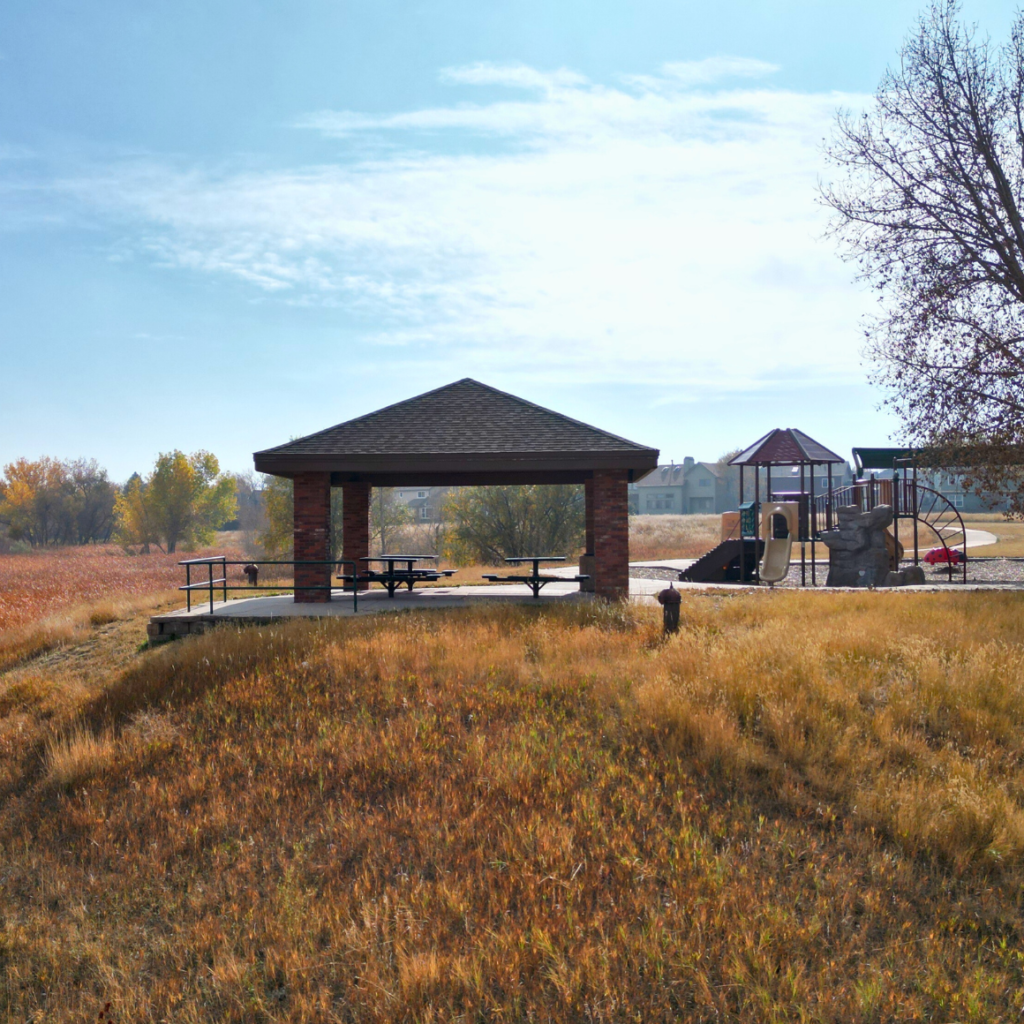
[257,379,654,458]
[252,379,659,481]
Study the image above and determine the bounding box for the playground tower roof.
[729,428,845,467]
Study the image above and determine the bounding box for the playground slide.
[759,503,797,584]
[759,534,793,583]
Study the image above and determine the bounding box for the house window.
[420,506,431,519]
[417,491,428,498]
[951,493,964,508]
[698,478,711,487]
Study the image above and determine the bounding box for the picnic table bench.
[335,555,457,598]
[482,556,590,598]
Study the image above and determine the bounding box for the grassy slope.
[4,594,1024,1020]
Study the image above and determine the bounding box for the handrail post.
[186,562,192,611]
[209,561,214,614]
[221,556,227,605]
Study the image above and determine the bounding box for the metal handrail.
[179,557,361,613]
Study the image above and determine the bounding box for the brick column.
[293,472,331,604]
[342,481,371,590]
[592,469,629,601]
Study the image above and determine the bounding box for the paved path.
[963,528,998,548]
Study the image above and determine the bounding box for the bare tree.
[822,1,1024,510]
[442,485,585,565]
[372,488,413,555]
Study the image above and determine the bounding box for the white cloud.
[439,62,589,91]
[62,61,871,391]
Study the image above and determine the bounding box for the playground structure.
[680,432,969,585]
[844,448,968,583]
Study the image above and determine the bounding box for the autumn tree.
[822,1,1024,510]
[115,451,236,554]
[442,485,585,565]
[258,476,345,559]
[232,472,267,556]
[0,457,116,546]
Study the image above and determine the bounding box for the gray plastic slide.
[759,505,794,583]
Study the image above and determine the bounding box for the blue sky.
[0,0,1012,479]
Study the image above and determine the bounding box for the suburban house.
[394,486,450,522]
[629,458,857,515]
[859,468,1007,512]
[629,458,731,515]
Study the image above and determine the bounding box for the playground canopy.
[253,378,659,602]
[729,428,845,467]
[852,447,919,475]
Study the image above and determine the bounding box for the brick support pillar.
[293,472,331,604]
[342,482,371,591]
[592,469,629,601]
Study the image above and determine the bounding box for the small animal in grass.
[243,563,260,585]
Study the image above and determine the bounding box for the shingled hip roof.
[253,378,659,483]
[729,428,845,466]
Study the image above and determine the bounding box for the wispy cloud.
[55,61,870,390]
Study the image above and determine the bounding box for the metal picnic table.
[482,556,590,598]
[357,554,457,597]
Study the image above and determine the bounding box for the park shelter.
[253,379,659,601]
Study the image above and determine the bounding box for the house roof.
[253,378,660,485]
[729,428,845,466]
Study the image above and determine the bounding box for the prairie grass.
[628,513,721,560]
[43,725,117,787]
[5,591,1024,1019]
[961,513,1024,556]
[0,589,180,672]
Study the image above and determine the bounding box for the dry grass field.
[628,513,721,561]
[4,588,1024,1020]
[392,515,723,566]
[0,540,244,673]
[960,513,1024,557]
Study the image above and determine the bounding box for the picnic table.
[482,555,590,598]
[349,554,457,598]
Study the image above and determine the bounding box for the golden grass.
[5,592,1024,1019]
[0,589,180,672]
[43,725,117,788]
[960,513,1024,557]
[628,513,721,560]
